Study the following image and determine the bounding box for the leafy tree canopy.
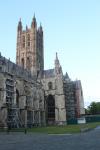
[86,101,100,115]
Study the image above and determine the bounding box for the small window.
[48,82,53,90]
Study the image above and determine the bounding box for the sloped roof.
[43,69,55,78]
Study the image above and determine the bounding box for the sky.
[0,0,100,107]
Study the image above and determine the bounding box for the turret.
[55,52,62,75]
[38,23,43,35]
[31,14,37,28]
[26,25,28,31]
[17,18,22,32]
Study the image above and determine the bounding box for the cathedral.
[0,16,85,128]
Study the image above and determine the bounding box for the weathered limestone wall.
[42,73,66,125]
[0,55,45,128]
[55,75,66,124]
[0,53,85,127]
[42,77,56,96]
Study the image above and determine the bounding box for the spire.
[40,23,42,30]
[18,18,22,31]
[31,14,37,28]
[26,25,28,31]
[55,52,59,65]
[56,52,58,60]
[33,13,36,22]
[38,23,43,35]
[55,52,62,75]
[33,13,35,19]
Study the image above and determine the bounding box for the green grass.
[0,122,100,134]
[28,122,100,134]
[28,125,80,134]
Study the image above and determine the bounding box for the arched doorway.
[46,95,55,124]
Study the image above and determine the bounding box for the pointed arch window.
[22,36,25,48]
[27,34,30,47]
[21,58,24,68]
[27,57,31,70]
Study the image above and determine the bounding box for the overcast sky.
[0,0,100,107]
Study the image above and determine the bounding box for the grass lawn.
[0,122,100,134]
[28,122,100,134]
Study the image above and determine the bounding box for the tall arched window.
[27,34,30,47]
[22,36,25,48]
[21,58,24,68]
[27,57,30,70]
[48,82,53,90]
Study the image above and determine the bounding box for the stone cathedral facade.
[0,16,85,128]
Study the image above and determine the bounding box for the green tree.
[85,108,90,115]
[88,102,100,115]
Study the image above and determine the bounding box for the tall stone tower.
[16,16,44,76]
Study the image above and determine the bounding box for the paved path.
[0,127,100,150]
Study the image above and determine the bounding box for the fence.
[85,115,100,123]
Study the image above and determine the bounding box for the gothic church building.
[0,16,85,128]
